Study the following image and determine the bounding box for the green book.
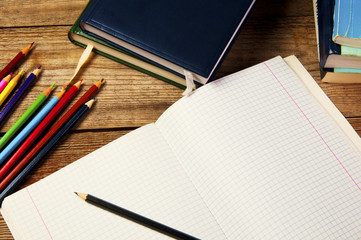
[68,1,187,89]
[334,46,361,73]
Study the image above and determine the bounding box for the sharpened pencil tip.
[85,98,96,108]
[51,83,56,88]
[75,192,87,200]
[37,66,41,69]
[31,42,35,47]
[9,72,13,76]
[74,80,83,89]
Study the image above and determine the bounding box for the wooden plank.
[348,118,361,133]
[0,0,314,28]
[0,0,88,27]
[217,15,321,80]
[0,222,11,240]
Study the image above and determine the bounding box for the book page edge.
[284,55,361,154]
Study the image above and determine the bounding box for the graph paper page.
[1,124,225,240]
[156,56,361,239]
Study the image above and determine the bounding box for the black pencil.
[74,192,200,240]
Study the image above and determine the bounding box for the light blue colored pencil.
[0,89,65,165]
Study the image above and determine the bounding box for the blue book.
[333,0,361,48]
[313,0,361,78]
[79,0,256,86]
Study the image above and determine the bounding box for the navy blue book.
[314,0,340,74]
[79,0,256,87]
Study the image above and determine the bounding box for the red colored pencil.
[0,80,82,181]
[0,43,34,80]
[0,100,96,196]
[0,79,104,185]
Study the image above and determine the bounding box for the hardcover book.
[75,0,256,88]
[333,0,361,48]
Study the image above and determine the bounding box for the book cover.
[313,0,340,74]
[333,0,361,48]
[335,45,361,73]
[68,0,188,89]
[79,0,256,85]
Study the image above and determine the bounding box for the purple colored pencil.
[0,67,41,126]
[0,72,13,93]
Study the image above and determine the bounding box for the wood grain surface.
[0,0,361,238]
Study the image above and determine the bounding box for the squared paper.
[2,56,361,239]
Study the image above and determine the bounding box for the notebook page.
[284,55,361,153]
[2,124,225,239]
[156,56,361,239]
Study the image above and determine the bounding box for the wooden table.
[0,0,361,238]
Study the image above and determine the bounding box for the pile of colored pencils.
[0,43,104,203]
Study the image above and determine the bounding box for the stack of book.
[68,0,257,91]
[314,0,361,83]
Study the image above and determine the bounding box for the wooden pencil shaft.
[85,194,199,240]
[0,102,92,200]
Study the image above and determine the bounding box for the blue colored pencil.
[0,99,95,203]
[0,67,41,126]
[0,89,65,166]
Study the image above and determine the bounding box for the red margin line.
[264,63,361,192]
[27,188,54,239]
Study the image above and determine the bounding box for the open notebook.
[2,56,361,239]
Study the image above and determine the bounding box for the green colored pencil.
[0,84,55,150]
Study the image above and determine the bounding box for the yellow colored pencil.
[0,70,24,107]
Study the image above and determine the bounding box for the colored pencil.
[0,84,55,151]
[0,70,23,107]
[74,192,200,240]
[0,72,13,93]
[0,80,82,180]
[0,99,95,199]
[0,78,103,173]
[0,42,34,80]
[0,88,65,170]
[0,66,41,126]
